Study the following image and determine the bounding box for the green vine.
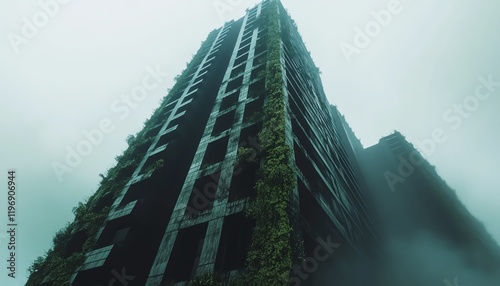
[191,273,218,286]
[144,159,165,174]
[243,1,296,285]
[188,272,250,286]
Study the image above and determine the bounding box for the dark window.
[220,91,239,111]
[226,76,244,92]
[202,136,229,166]
[212,110,235,135]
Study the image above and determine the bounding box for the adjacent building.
[359,132,500,284]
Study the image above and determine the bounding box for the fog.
[0,0,499,284]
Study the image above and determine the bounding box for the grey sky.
[0,0,499,284]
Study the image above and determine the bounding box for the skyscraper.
[27,1,500,285]
[26,1,378,285]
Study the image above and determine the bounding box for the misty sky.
[0,0,499,284]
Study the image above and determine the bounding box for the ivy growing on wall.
[186,3,296,286]
[191,273,218,286]
[243,1,296,285]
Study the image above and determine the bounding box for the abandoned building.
[27,1,500,285]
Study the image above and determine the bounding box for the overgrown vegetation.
[186,3,296,286]
[27,2,302,283]
[25,135,143,285]
[144,159,165,174]
[191,273,218,286]
[188,272,249,286]
[242,2,296,285]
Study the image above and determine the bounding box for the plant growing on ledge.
[144,159,165,174]
[237,146,259,164]
[191,273,218,286]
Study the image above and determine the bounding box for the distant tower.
[358,132,500,283]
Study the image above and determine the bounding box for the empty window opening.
[242,96,264,124]
[219,91,239,111]
[238,123,262,148]
[228,163,257,202]
[250,65,266,81]
[226,76,244,93]
[237,44,251,58]
[166,114,184,129]
[253,53,267,67]
[176,103,190,115]
[202,136,229,166]
[119,176,154,207]
[215,214,254,272]
[255,42,267,55]
[247,79,265,100]
[157,128,176,147]
[234,54,248,67]
[188,81,203,94]
[185,174,220,216]
[230,64,246,78]
[144,122,163,139]
[164,223,208,282]
[240,37,252,49]
[212,110,236,136]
